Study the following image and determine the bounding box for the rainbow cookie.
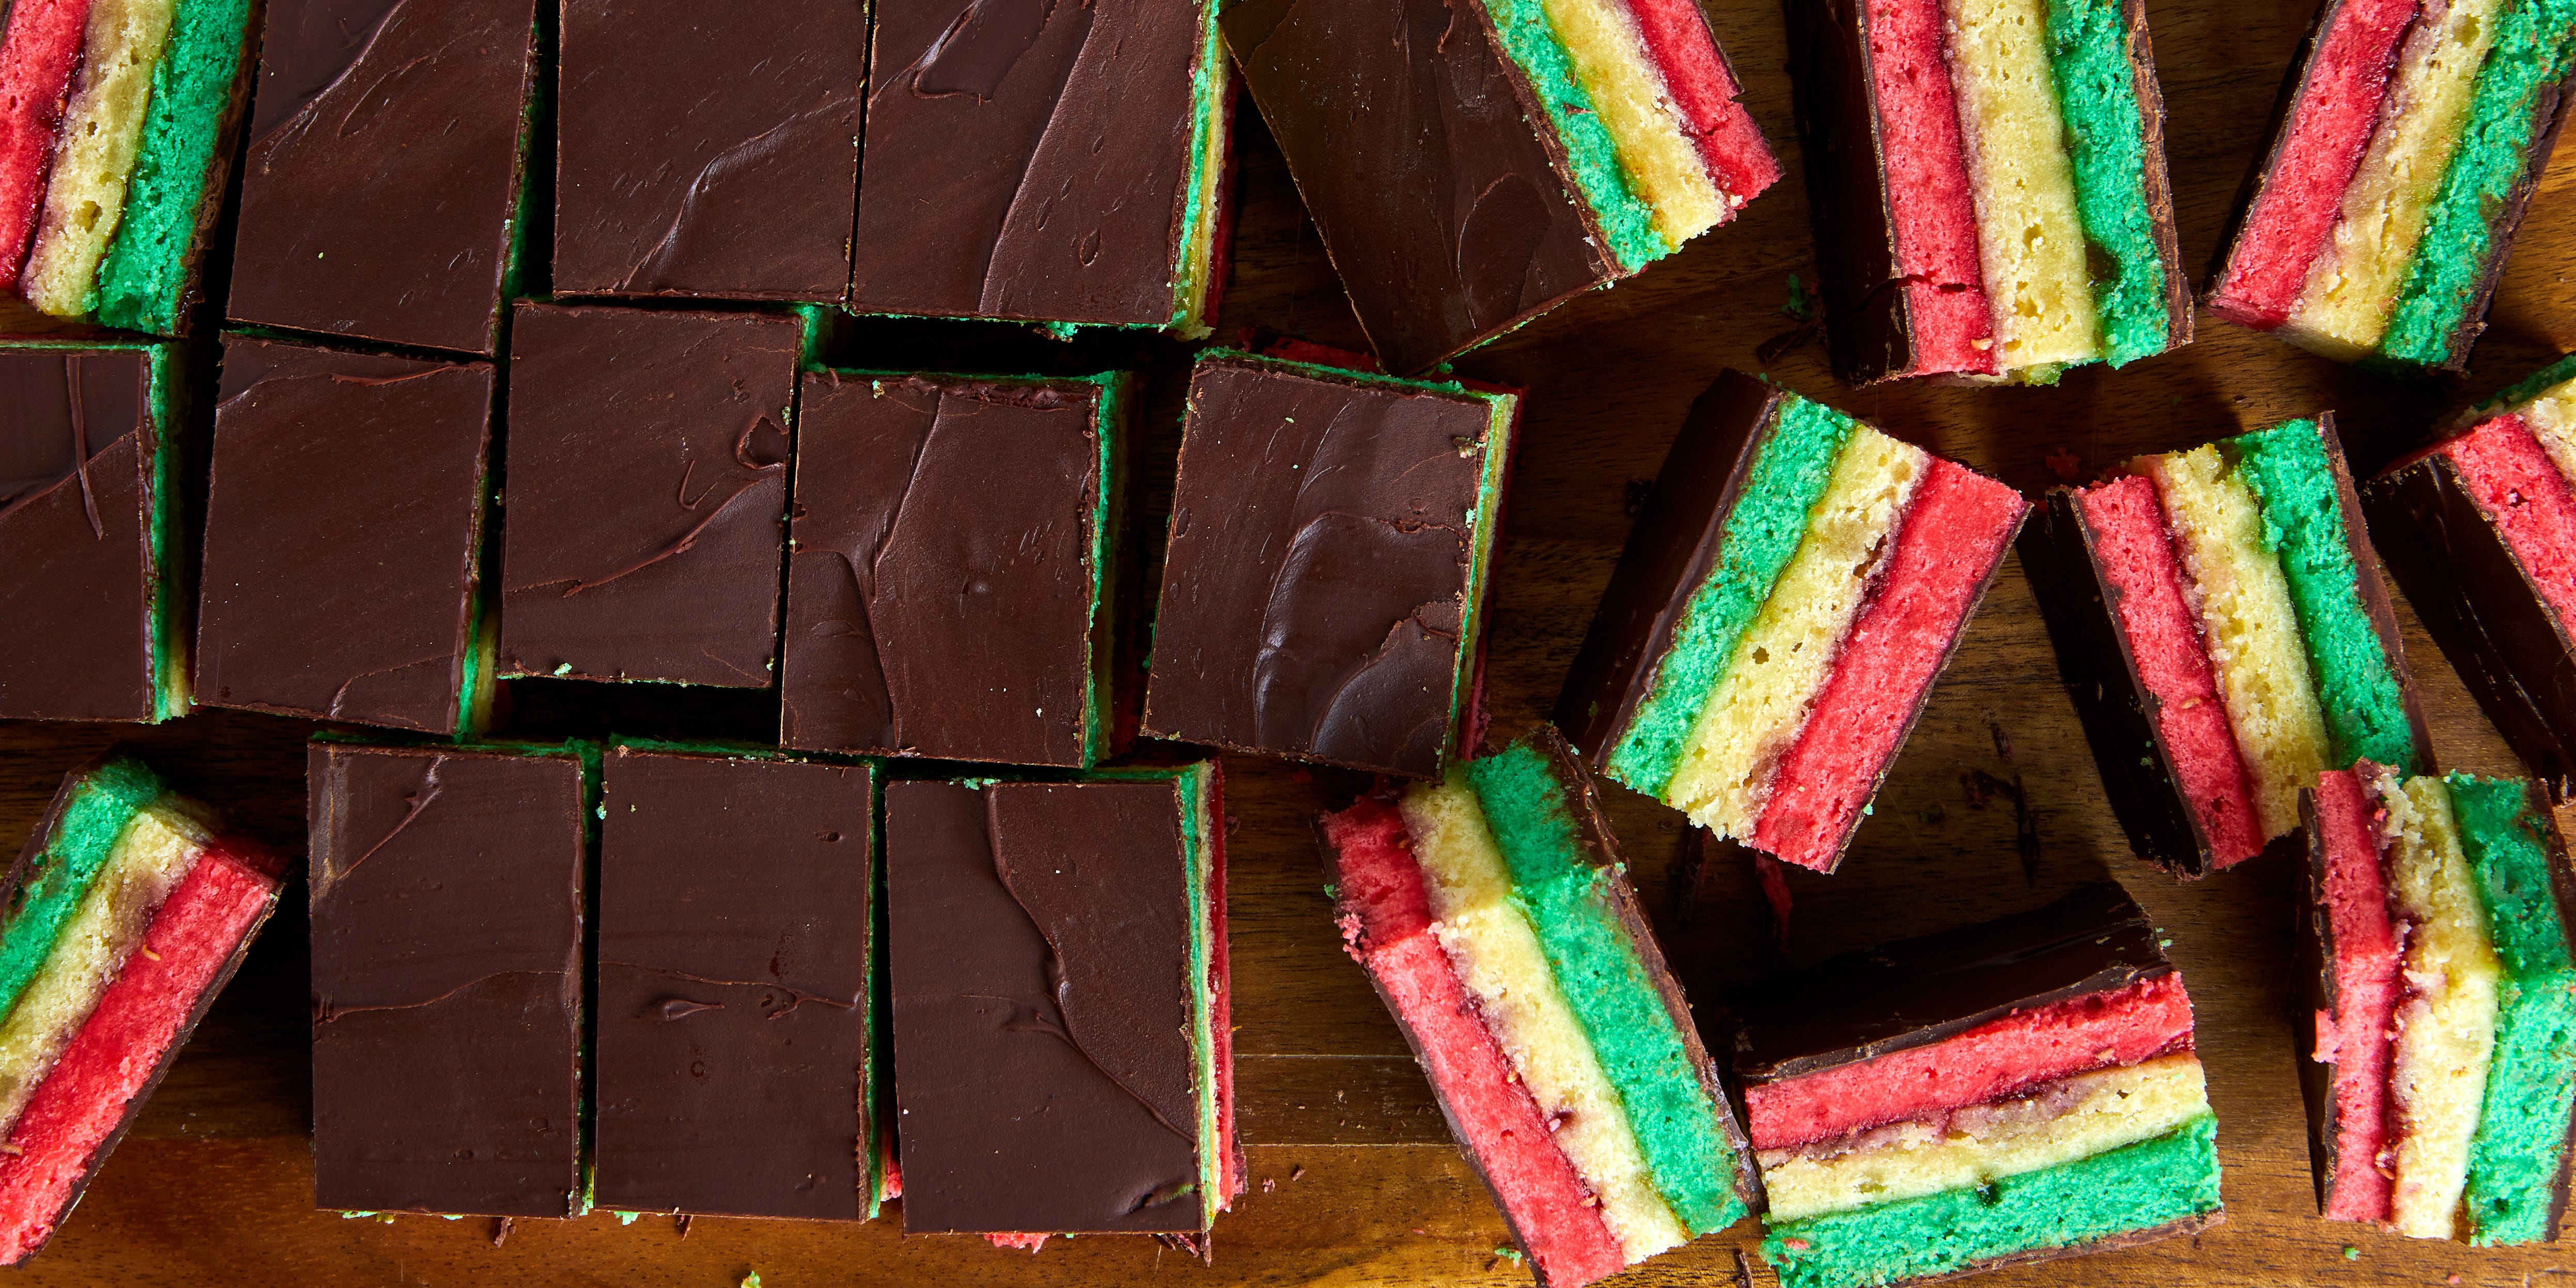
[2209,0,2576,370]
[2367,358,2576,796]
[1735,883,2223,1288]
[1787,0,2190,383]
[2027,416,2429,873]
[1321,727,1759,1287]
[1557,371,2028,872]
[2298,766,2576,1242]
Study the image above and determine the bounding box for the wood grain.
[7,0,2576,1280]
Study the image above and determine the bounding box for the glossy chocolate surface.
[780,371,1109,765]
[228,0,538,355]
[883,778,1204,1234]
[593,749,873,1219]
[555,0,863,301]
[1729,881,2174,1083]
[1556,372,1785,765]
[307,743,585,1217]
[0,349,161,722]
[1222,0,1612,375]
[1143,355,1499,778]
[498,304,798,687]
[197,336,491,733]
[848,0,1206,327]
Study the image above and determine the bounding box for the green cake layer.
[1465,740,1743,1234]
[142,345,189,721]
[2381,0,2576,366]
[1482,0,1666,271]
[1082,373,1134,769]
[91,0,254,333]
[2484,351,2576,415]
[1762,1113,2222,1288]
[2449,772,2576,1245]
[2229,421,2416,770]
[0,759,169,1023]
[2045,0,2168,366]
[1607,393,1856,799]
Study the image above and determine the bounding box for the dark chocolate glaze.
[2367,452,2576,799]
[227,0,538,356]
[2120,0,2195,354]
[2291,787,2342,1215]
[554,0,864,301]
[1727,881,2175,1083]
[1556,373,1785,767]
[197,336,492,734]
[498,304,799,687]
[848,0,1205,327]
[1222,0,1615,375]
[307,743,585,1217]
[0,350,161,722]
[1786,0,1921,385]
[593,749,873,1220]
[1142,354,1498,778]
[882,778,1206,1234]
[780,371,1107,766]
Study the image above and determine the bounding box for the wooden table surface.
[8,1,2576,1283]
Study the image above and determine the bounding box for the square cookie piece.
[227,0,540,355]
[1142,351,1514,778]
[781,370,1127,767]
[553,0,863,301]
[498,303,803,686]
[0,344,187,723]
[848,0,1229,333]
[882,766,1235,1238]
[593,747,877,1220]
[1222,0,1776,374]
[196,335,495,736]
[308,742,587,1218]
[1733,883,2222,1288]
[1556,371,2026,872]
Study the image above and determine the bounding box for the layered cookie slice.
[1734,883,2223,1288]
[2366,359,2576,796]
[850,0,1230,336]
[1556,371,2028,872]
[2298,766,2576,1243]
[1142,350,1516,779]
[2209,0,2576,370]
[0,0,258,332]
[2026,416,2429,873]
[1787,0,2189,383]
[1223,0,1777,373]
[0,343,190,724]
[1321,727,1759,1287]
[0,754,283,1263]
[881,765,1236,1248]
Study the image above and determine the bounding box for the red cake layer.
[1323,800,1627,1287]
[1754,460,2025,870]
[2075,476,2266,866]
[2444,414,2576,631]
[2309,766,2400,1223]
[0,0,90,290]
[1627,0,1781,205]
[2209,0,2417,329]
[0,849,276,1264]
[1744,972,2194,1150]
[1864,0,1996,376]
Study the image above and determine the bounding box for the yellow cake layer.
[1667,425,1929,835]
[2510,374,2576,489]
[2379,770,2500,1240]
[1401,778,1690,1262]
[1757,1054,2212,1221]
[21,0,177,317]
[0,801,205,1135]
[1542,0,1729,244]
[2284,0,2503,358]
[2139,446,2330,840]
[1942,0,2100,372]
